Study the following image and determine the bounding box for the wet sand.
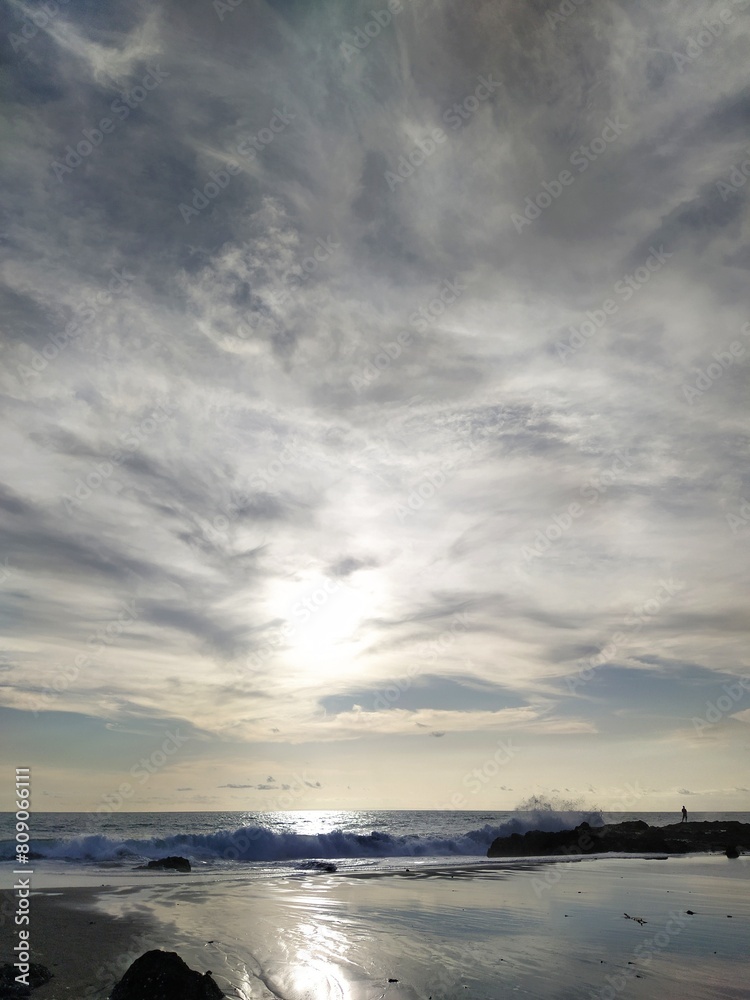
[0,888,164,1000]
[3,855,749,999]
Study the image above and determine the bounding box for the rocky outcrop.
[136,856,191,872]
[0,963,52,999]
[487,820,750,858]
[110,950,223,1000]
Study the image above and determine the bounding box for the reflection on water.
[96,856,749,1000]
[267,914,355,1000]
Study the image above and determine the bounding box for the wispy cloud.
[1,0,748,809]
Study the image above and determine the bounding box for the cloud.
[0,0,748,808]
[329,556,380,577]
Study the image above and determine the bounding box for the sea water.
[2,809,747,877]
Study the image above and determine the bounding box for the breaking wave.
[0,802,604,863]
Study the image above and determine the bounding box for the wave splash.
[2,800,604,863]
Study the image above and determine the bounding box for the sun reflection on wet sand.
[98,856,750,1000]
[268,914,352,1000]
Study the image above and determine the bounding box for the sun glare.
[267,572,379,672]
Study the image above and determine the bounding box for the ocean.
[2,808,747,876]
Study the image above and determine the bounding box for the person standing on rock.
[681,805,688,823]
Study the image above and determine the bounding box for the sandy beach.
[0,888,164,999]
[4,854,748,1000]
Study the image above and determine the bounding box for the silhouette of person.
[681,805,688,823]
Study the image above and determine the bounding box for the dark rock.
[299,860,337,872]
[726,845,739,858]
[109,950,223,1000]
[137,856,191,872]
[487,819,750,859]
[0,963,53,998]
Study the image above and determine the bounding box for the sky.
[0,0,749,813]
